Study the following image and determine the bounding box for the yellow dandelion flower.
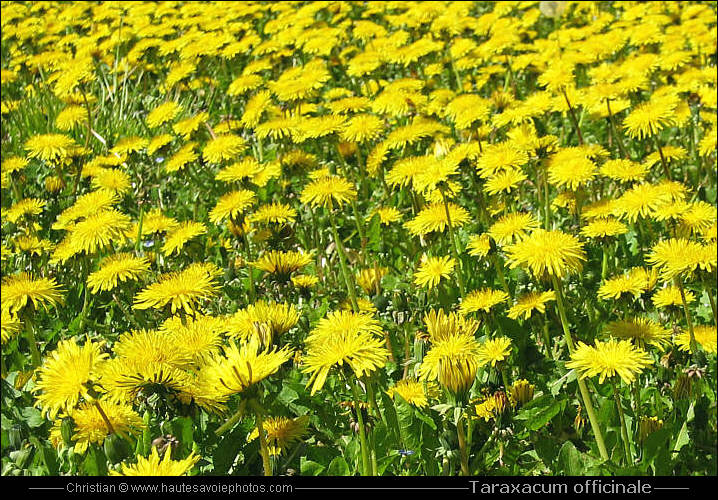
[162,221,206,255]
[147,134,174,155]
[647,238,713,280]
[165,142,198,173]
[55,105,86,130]
[203,134,247,164]
[566,339,653,384]
[226,301,300,344]
[203,336,293,397]
[251,250,312,280]
[548,154,596,190]
[64,209,132,256]
[604,318,671,350]
[209,190,256,224]
[467,234,492,258]
[300,175,357,209]
[507,291,556,320]
[173,112,209,140]
[91,168,131,195]
[69,400,144,455]
[25,133,76,162]
[146,101,182,128]
[341,113,384,143]
[247,416,310,456]
[418,333,481,394]
[488,212,539,246]
[87,253,150,294]
[215,157,261,183]
[111,448,199,476]
[33,338,108,419]
[302,311,387,395]
[371,207,402,225]
[484,168,527,195]
[460,288,509,315]
[111,137,148,155]
[414,255,455,290]
[423,309,480,343]
[476,142,529,178]
[404,202,470,237]
[133,263,220,315]
[249,203,297,225]
[623,100,675,139]
[53,190,119,230]
[652,286,695,309]
[581,218,629,239]
[675,325,717,354]
[477,337,512,367]
[356,267,388,295]
[5,198,46,224]
[1,272,64,314]
[1,308,22,345]
[600,159,649,183]
[386,379,438,408]
[505,229,586,279]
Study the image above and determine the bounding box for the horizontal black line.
[295,487,470,490]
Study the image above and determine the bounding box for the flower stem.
[135,205,144,254]
[74,86,94,200]
[439,188,466,296]
[653,136,671,181]
[552,276,609,461]
[703,276,717,328]
[249,399,272,476]
[491,253,511,297]
[214,400,247,437]
[242,231,256,302]
[23,314,42,368]
[500,367,511,391]
[112,293,141,329]
[606,99,629,159]
[456,415,470,476]
[543,320,554,360]
[350,381,371,476]
[611,378,632,465]
[329,210,360,312]
[543,168,552,230]
[601,250,609,281]
[354,147,367,199]
[562,89,584,145]
[674,277,701,362]
[94,400,115,435]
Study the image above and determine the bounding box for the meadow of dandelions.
[1,1,716,477]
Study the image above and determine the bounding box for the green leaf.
[300,457,325,476]
[212,426,246,474]
[514,394,565,431]
[414,408,437,431]
[380,391,400,445]
[642,427,671,469]
[556,441,583,475]
[418,418,440,475]
[367,214,382,253]
[28,437,58,475]
[170,417,194,456]
[82,447,108,476]
[21,407,45,428]
[327,456,350,476]
[533,435,559,466]
[394,394,419,453]
[277,385,299,406]
[673,419,691,455]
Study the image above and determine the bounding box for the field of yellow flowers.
[1,1,716,477]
